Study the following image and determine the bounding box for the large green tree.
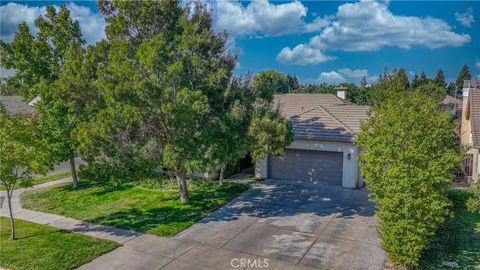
[0,6,87,188]
[411,73,420,89]
[206,77,254,184]
[0,108,48,239]
[207,75,293,184]
[369,70,408,106]
[418,71,430,86]
[414,81,446,102]
[434,68,446,88]
[454,64,472,95]
[357,80,461,267]
[395,68,410,89]
[77,1,235,202]
[253,70,291,94]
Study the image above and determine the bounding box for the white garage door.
[269,149,343,186]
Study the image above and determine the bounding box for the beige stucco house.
[255,90,368,188]
[461,80,480,183]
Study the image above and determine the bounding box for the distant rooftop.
[464,80,480,89]
[0,96,36,115]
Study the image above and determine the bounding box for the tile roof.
[469,89,480,148]
[274,93,368,142]
[441,95,462,106]
[0,96,36,115]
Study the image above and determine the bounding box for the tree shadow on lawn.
[83,185,250,236]
[89,204,215,236]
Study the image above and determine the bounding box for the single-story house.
[461,80,480,184]
[255,89,368,188]
[0,96,36,115]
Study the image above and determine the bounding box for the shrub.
[357,84,462,267]
[447,189,472,208]
[466,183,480,213]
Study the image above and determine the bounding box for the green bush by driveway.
[0,217,118,270]
[21,179,248,236]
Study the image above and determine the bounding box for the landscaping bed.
[21,178,249,236]
[419,190,480,269]
[0,217,118,270]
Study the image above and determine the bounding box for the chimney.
[336,86,348,99]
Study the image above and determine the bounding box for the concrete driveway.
[173,179,386,270]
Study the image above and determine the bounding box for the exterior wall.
[256,139,360,188]
[255,156,268,179]
[356,147,365,187]
[460,84,479,183]
[469,148,479,183]
[461,88,472,146]
[477,150,480,183]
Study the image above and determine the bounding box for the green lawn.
[21,178,249,236]
[1,170,71,190]
[0,217,118,270]
[419,190,480,269]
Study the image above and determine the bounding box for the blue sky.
[1,1,479,84]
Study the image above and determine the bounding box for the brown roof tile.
[0,96,35,115]
[274,93,368,142]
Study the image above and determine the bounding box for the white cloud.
[0,3,105,44]
[477,74,480,80]
[318,71,346,84]
[302,16,331,33]
[66,3,106,44]
[277,44,334,65]
[0,3,44,41]
[277,0,470,65]
[318,68,375,84]
[310,0,470,51]
[214,0,316,37]
[475,59,480,69]
[455,8,475,28]
[338,68,368,78]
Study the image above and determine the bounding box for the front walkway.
[0,178,386,270]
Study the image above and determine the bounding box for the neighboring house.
[255,90,368,188]
[0,96,36,115]
[461,80,480,184]
[441,95,462,117]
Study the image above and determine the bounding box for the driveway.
[173,179,386,270]
[77,179,386,270]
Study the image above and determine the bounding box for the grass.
[0,217,118,270]
[419,189,480,269]
[1,170,71,190]
[21,177,249,236]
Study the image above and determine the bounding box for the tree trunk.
[176,168,189,203]
[219,163,226,185]
[69,154,79,189]
[7,189,15,240]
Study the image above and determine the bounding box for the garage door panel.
[269,149,343,186]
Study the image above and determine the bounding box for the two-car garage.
[268,149,343,186]
[256,93,368,188]
[256,139,362,188]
